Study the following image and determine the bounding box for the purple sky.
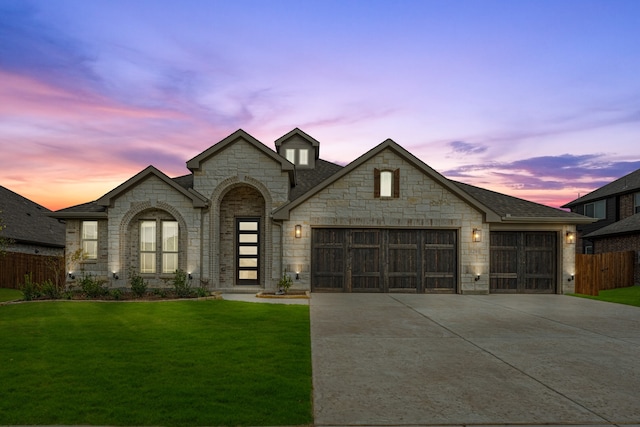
[1,0,640,210]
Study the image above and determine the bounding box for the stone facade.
[57,128,585,294]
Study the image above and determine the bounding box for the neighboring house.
[562,168,640,254]
[52,128,592,294]
[0,185,66,288]
[0,185,65,256]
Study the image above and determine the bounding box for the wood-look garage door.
[312,228,457,293]
[490,231,557,293]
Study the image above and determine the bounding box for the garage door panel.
[490,231,557,294]
[312,229,457,293]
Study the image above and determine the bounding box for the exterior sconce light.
[566,231,576,244]
[568,274,574,282]
[475,274,480,281]
[68,272,75,280]
[188,273,193,280]
[113,272,119,280]
[296,271,300,280]
[472,228,481,242]
[295,224,302,238]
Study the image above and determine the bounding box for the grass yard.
[572,285,640,307]
[0,288,22,302]
[0,300,312,426]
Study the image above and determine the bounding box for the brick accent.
[594,235,640,285]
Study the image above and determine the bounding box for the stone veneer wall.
[282,149,489,294]
[65,219,110,284]
[107,175,203,288]
[218,185,265,288]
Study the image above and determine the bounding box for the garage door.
[312,228,457,293]
[490,231,557,293]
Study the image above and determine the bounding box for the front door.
[236,218,260,285]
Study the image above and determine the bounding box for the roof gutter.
[500,215,597,224]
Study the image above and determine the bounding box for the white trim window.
[140,220,179,274]
[285,148,296,164]
[82,221,98,260]
[584,200,606,219]
[380,171,393,197]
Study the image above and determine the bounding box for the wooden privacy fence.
[575,251,635,296]
[0,252,65,289]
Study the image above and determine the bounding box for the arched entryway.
[218,185,266,287]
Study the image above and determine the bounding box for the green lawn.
[0,300,312,426]
[571,285,640,307]
[0,288,22,302]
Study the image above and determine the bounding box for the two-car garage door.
[311,228,457,293]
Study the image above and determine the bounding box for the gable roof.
[186,129,296,184]
[273,138,503,222]
[562,168,640,208]
[274,127,321,160]
[0,185,65,248]
[95,165,208,208]
[452,181,596,224]
[583,212,640,239]
[290,159,344,201]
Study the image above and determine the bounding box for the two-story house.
[562,168,640,253]
[52,128,593,294]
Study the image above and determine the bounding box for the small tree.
[0,210,13,257]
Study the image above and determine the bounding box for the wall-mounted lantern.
[295,224,302,238]
[112,272,119,280]
[472,228,481,242]
[475,274,480,282]
[568,274,575,282]
[566,231,576,244]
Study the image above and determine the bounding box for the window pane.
[82,241,97,259]
[299,149,309,165]
[140,253,156,273]
[140,221,156,251]
[82,221,98,239]
[239,234,258,243]
[239,258,258,267]
[162,221,179,251]
[239,221,258,231]
[285,149,295,163]
[239,271,258,280]
[380,171,393,197]
[239,246,258,255]
[162,253,178,274]
[595,200,606,219]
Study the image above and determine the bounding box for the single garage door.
[490,231,557,293]
[312,228,457,293]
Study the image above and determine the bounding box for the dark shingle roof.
[583,213,640,238]
[290,159,344,201]
[54,201,106,214]
[452,181,592,221]
[562,168,640,208]
[0,185,65,247]
[173,174,194,190]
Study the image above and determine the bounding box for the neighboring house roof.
[453,181,596,224]
[562,168,640,208]
[273,138,503,222]
[186,129,296,185]
[583,212,640,239]
[0,185,65,248]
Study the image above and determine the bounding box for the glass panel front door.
[237,218,260,285]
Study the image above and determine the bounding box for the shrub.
[278,271,293,294]
[130,270,147,297]
[152,288,168,298]
[79,275,108,298]
[41,279,61,299]
[110,288,122,300]
[20,273,40,301]
[172,269,193,298]
[196,286,208,297]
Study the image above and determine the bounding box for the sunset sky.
[1,0,640,211]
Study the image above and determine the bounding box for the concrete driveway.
[310,294,640,426]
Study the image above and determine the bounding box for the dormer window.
[584,200,606,219]
[285,148,309,166]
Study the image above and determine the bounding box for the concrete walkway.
[310,293,640,426]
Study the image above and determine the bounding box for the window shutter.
[393,169,400,198]
[374,168,380,198]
